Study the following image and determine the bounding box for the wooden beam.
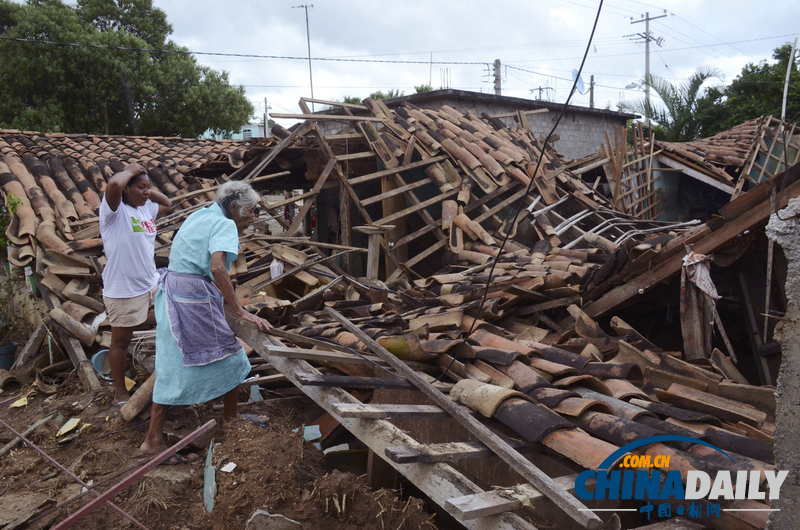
[286,156,338,235]
[10,320,48,370]
[348,156,447,186]
[243,121,315,183]
[581,175,800,320]
[296,373,417,390]
[299,97,368,111]
[385,439,534,464]
[377,189,459,226]
[270,113,384,122]
[361,178,432,206]
[311,126,404,275]
[657,154,735,194]
[265,345,389,366]
[332,403,454,419]
[324,307,602,530]
[447,475,579,520]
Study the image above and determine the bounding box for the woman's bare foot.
[139,438,166,455]
[220,413,240,435]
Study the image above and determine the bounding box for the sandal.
[160,454,190,466]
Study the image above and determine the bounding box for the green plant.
[0,192,31,345]
[0,273,31,346]
[0,192,21,257]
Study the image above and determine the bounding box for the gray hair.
[216,181,260,219]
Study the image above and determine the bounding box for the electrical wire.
[1,33,796,67]
[433,0,606,383]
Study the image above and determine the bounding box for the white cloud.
[145,0,799,122]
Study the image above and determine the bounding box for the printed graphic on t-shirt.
[131,216,157,234]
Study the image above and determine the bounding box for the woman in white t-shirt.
[100,164,171,407]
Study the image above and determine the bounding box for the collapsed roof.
[0,100,796,529]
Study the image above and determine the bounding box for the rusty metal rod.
[23,454,161,527]
[51,419,216,530]
[0,415,149,530]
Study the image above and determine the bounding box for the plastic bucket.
[91,349,113,380]
[0,342,18,371]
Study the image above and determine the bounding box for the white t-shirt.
[99,196,160,298]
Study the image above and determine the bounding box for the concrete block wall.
[527,112,622,160]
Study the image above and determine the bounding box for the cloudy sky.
[151,0,799,126]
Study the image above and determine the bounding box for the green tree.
[0,0,252,137]
[369,89,404,100]
[342,95,362,105]
[697,43,800,136]
[414,84,433,93]
[621,66,722,142]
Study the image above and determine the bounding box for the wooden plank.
[659,383,767,428]
[447,475,578,520]
[376,189,459,226]
[385,439,534,463]
[332,403,453,419]
[299,97,368,111]
[52,324,102,391]
[516,295,581,316]
[335,151,376,161]
[325,307,602,530]
[362,178,431,206]
[269,113,385,121]
[296,373,417,390]
[657,154,735,193]
[10,321,48,370]
[312,127,404,275]
[392,183,517,251]
[348,156,447,186]
[238,374,287,388]
[265,345,389,366]
[286,156,337,236]
[229,317,538,530]
[404,239,447,268]
[242,120,314,183]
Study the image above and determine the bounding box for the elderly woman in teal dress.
[140,181,271,460]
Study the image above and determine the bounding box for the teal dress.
[152,203,251,406]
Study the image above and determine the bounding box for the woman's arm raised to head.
[148,188,172,217]
[105,163,147,211]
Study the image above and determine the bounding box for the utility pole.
[589,75,594,109]
[531,86,554,101]
[263,97,271,137]
[293,4,315,112]
[494,59,501,95]
[630,11,666,128]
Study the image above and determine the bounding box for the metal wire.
[434,0,606,383]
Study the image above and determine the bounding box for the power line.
[671,13,754,60]
[651,19,743,69]
[1,32,796,66]
[0,36,485,65]
[505,33,799,66]
[442,0,607,390]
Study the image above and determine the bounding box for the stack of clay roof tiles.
[656,116,800,199]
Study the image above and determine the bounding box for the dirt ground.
[0,372,439,530]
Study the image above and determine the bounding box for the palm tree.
[622,66,722,142]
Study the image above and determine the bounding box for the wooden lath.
[603,124,660,219]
